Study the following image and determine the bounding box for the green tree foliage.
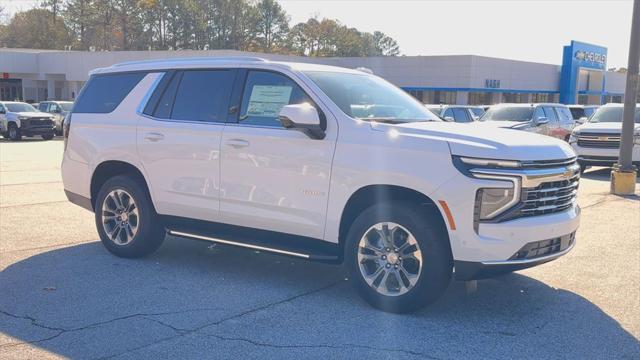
[0,0,401,56]
[1,8,71,49]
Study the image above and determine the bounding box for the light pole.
[611,0,640,195]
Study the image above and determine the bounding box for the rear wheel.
[8,124,21,141]
[345,202,452,313]
[95,175,165,258]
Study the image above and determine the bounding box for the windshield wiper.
[357,117,404,124]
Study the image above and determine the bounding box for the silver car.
[39,101,74,135]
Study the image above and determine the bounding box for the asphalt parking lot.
[0,138,639,359]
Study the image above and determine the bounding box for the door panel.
[137,69,236,222]
[220,125,333,239]
[219,70,335,239]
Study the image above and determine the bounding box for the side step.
[169,230,311,259]
[165,224,340,263]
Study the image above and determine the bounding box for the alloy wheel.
[101,189,140,245]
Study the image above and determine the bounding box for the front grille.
[509,232,575,260]
[22,118,53,126]
[520,157,577,169]
[517,174,580,217]
[577,132,620,148]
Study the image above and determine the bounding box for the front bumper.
[455,231,576,280]
[21,125,55,136]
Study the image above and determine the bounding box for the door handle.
[144,132,165,142]
[225,138,250,148]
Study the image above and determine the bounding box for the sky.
[1,0,635,68]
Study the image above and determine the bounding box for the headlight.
[569,131,579,143]
[458,156,521,168]
[474,188,517,220]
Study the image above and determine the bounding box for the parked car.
[39,100,74,135]
[425,104,485,123]
[0,101,56,141]
[569,103,640,171]
[479,103,576,140]
[568,105,599,124]
[62,58,580,313]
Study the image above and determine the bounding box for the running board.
[163,216,341,263]
[169,230,310,258]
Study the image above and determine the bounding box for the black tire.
[8,123,21,141]
[345,202,453,313]
[95,175,165,258]
[42,133,54,140]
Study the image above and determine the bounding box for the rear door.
[555,106,575,139]
[542,106,561,139]
[137,69,237,222]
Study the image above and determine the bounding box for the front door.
[219,70,336,239]
[137,69,236,222]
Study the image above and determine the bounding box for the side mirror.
[576,116,588,124]
[0,109,5,115]
[444,116,455,122]
[278,103,325,139]
[535,117,549,126]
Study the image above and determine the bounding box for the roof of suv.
[91,56,364,76]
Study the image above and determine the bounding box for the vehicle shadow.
[582,166,640,183]
[1,237,638,359]
[0,137,63,143]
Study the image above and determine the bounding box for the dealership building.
[0,40,632,105]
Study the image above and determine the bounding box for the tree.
[372,31,399,56]
[255,0,289,52]
[64,0,96,50]
[1,8,71,49]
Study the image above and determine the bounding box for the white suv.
[62,57,580,312]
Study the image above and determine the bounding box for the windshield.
[481,107,533,122]
[589,107,640,123]
[4,103,37,113]
[303,71,440,123]
[59,102,74,111]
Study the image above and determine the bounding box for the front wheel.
[8,124,21,141]
[345,202,453,313]
[95,175,165,258]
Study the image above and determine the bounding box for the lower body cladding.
[572,143,640,167]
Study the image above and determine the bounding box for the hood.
[475,120,530,129]
[8,111,52,118]
[389,121,575,161]
[574,122,639,134]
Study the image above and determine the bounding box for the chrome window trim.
[135,72,167,116]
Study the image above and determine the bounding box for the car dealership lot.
[0,139,638,359]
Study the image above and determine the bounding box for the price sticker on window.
[247,85,293,117]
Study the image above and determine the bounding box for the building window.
[468,92,491,105]
[531,93,550,103]
[502,93,528,103]
[433,91,456,104]
[578,95,589,105]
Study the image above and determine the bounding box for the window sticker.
[246,85,293,117]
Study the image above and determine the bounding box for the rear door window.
[170,70,235,123]
[39,103,49,112]
[542,106,559,124]
[238,71,312,128]
[442,108,454,121]
[73,72,146,113]
[555,107,574,125]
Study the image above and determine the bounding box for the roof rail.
[111,56,268,68]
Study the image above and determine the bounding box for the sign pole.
[611,0,639,195]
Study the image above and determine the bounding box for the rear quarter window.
[73,72,146,113]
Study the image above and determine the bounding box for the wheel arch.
[338,184,451,260]
[90,160,154,211]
